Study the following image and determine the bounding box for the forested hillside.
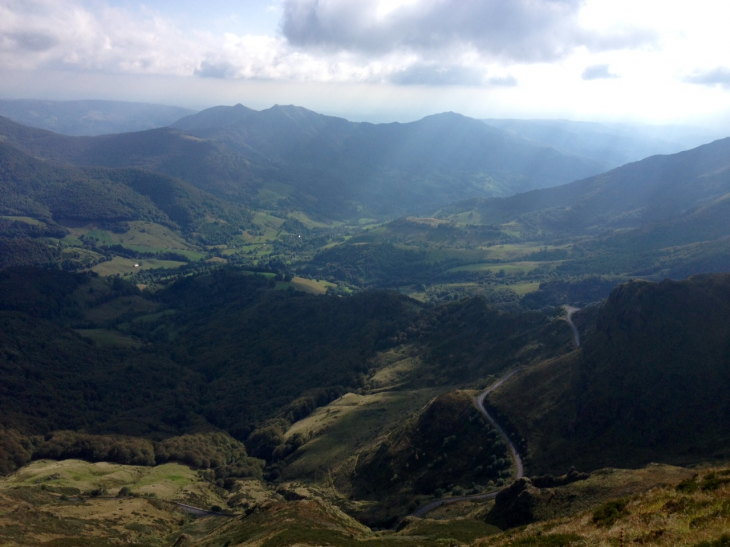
[0,104,607,220]
[0,141,251,249]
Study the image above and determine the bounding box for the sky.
[1,0,729,127]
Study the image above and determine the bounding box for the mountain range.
[0,105,609,220]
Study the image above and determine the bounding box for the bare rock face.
[487,478,548,528]
[486,469,590,529]
[531,467,590,488]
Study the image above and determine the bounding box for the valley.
[1,101,730,546]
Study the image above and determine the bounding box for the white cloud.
[0,0,657,88]
[1,0,730,127]
[581,64,618,80]
[0,0,201,74]
[280,0,655,63]
[683,67,730,89]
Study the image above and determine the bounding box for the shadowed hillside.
[173,105,605,217]
[489,273,730,474]
[0,141,251,246]
[482,118,718,169]
[442,136,730,234]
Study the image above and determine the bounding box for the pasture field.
[0,215,45,225]
[443,210,487,224]
[60,246,105,267]
[287,211,338,229]
[0,460,226,505]
[289,276,336,294]
[0,460,241,546]
[91,256,186,277]
[83,221,198,252]
[446,261,544,274]
[404,216,452,227]
[368,349,422,390]
[240,212,286,244]
[480,242,565,260]
[274,276,337,294]
[509,281,542,295]
[417,246,491,262]
[282,386,441,482]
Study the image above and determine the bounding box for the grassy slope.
[281,388,442,483]
[480,465,730,547]
[3,457,729,546]
[0,458,264,547]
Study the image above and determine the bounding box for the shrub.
[694,534,730,547]
[677,476,699,493]
[592,499,629,527]
[511,534,583,546]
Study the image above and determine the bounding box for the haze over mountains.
[443,136,730,233]
[1,99,723,223]
[170,104,608,214]
[0,103,609,219]
[482,118,720,169]
[0,99,196,136]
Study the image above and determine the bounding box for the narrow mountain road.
[564,305,581,348]
[410,311,580,519]
[475,369,524,480]
[410,369,524,518]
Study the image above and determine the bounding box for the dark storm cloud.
[389,63,486,86]
[4,31,58,52]
[683,67,730,89]
[581,64,618,80]
[280,0,656,63]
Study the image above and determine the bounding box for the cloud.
[389,64,485,86]
[5,31,58,52]
[0,0,653,89]
[683,67,730,89]
[581,64,618,80]
[0,0,201,74]
[488,75,518,87]
[280,0,656,63]
[194,60,233,79]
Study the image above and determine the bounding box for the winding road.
[410,368,524,518]
[564,305,581,348]
[410,305,583,518]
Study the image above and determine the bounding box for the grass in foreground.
[480,466,730,547]
[0,459,246,546]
